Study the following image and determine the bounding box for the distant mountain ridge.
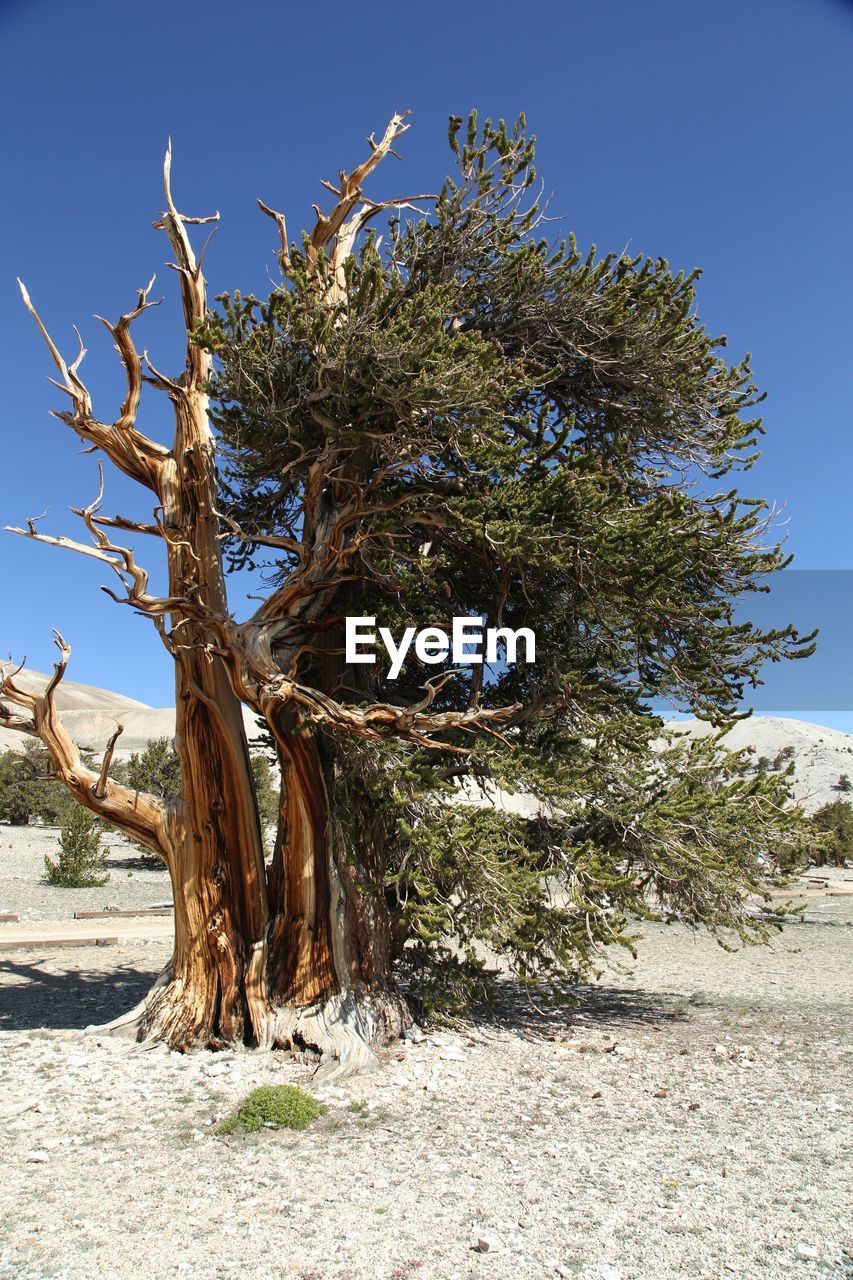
[0,665,152,713]
[0,666,262,761]
[2,668,851,812]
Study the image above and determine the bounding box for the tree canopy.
[204,113,811,722]
[2,110,817,1054]
[195,111,815,1010]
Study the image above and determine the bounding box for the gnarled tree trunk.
[4,116,522,1069]
[265,709,409,1067]
[130,155,410,1065]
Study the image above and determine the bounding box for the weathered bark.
[265,708,410,1068]
[3,121,469,1070]
[114,154,274,1051]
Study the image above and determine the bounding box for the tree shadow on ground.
[104,853,168,872]
[0,957,162,1032]
[1,956,692,1040]
[466,979,692,1042]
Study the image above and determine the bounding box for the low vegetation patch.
[215,1085,326,1135]
[44,805,108,887]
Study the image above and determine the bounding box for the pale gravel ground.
[0,826,171,921]
[0,831,851,1280]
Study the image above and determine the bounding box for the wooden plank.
[0,913,19,923]
[0,936,119,951]
[73,907,173,920]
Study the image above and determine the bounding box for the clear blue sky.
[1,0,851,723]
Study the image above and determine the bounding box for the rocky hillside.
[0,666,264,761]
[666,716,853,813]
[3,667,852,812]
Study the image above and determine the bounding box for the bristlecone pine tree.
[0,111,815,1069]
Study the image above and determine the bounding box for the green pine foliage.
[44,805,109,887]
[809,800,853,866]
[337,725,813,1014]
[121,738,182,801]
[0,750,35,825]
[194,111,818,1011]
[0,744,72,826]
[251,754,280,842]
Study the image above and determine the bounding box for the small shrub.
[0,744,69,826]
[44,806,109,887]
[0,750,34,825]
[836,773,852,793]
[810,799,853,866]
[216,1084,325,1135]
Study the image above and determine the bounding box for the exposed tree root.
[270,987,412,1080]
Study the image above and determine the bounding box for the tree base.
[85,969,412,1077]
[268,987,412,1078]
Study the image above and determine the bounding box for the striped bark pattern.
[1,129,424,1068]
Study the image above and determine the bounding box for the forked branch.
[260,112,421,300]
[17,280,170,491]
[153,139,219,392]
[0,635,170,858]
[255,674,559,753]
[4,465,199,627]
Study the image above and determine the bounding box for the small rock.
[471,1234,501,1253]
[204,1062,231,1077]
[714,1044,728,1056]
[796,1244,819,1260]
[653,1089,667,1098]
[687,1102,700,1111]
[440,1047,466,1062]
[592,1090,603,1099]
[403,1025,425,1044]
[26,1150,49,1163]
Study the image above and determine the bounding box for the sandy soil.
[0,827,171,923]
[0,830,850,1280]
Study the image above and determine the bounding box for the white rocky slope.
[0,665,264,761]
[665,715,853,813]
[3,667,852,812]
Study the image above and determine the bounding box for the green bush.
[215,1085,325,1135]
[251,754,279,843]
[0,744,70,826]
[0,750,34,825]
[809,799,853,866]
[121,738,182,801]
[44,806,109,887]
